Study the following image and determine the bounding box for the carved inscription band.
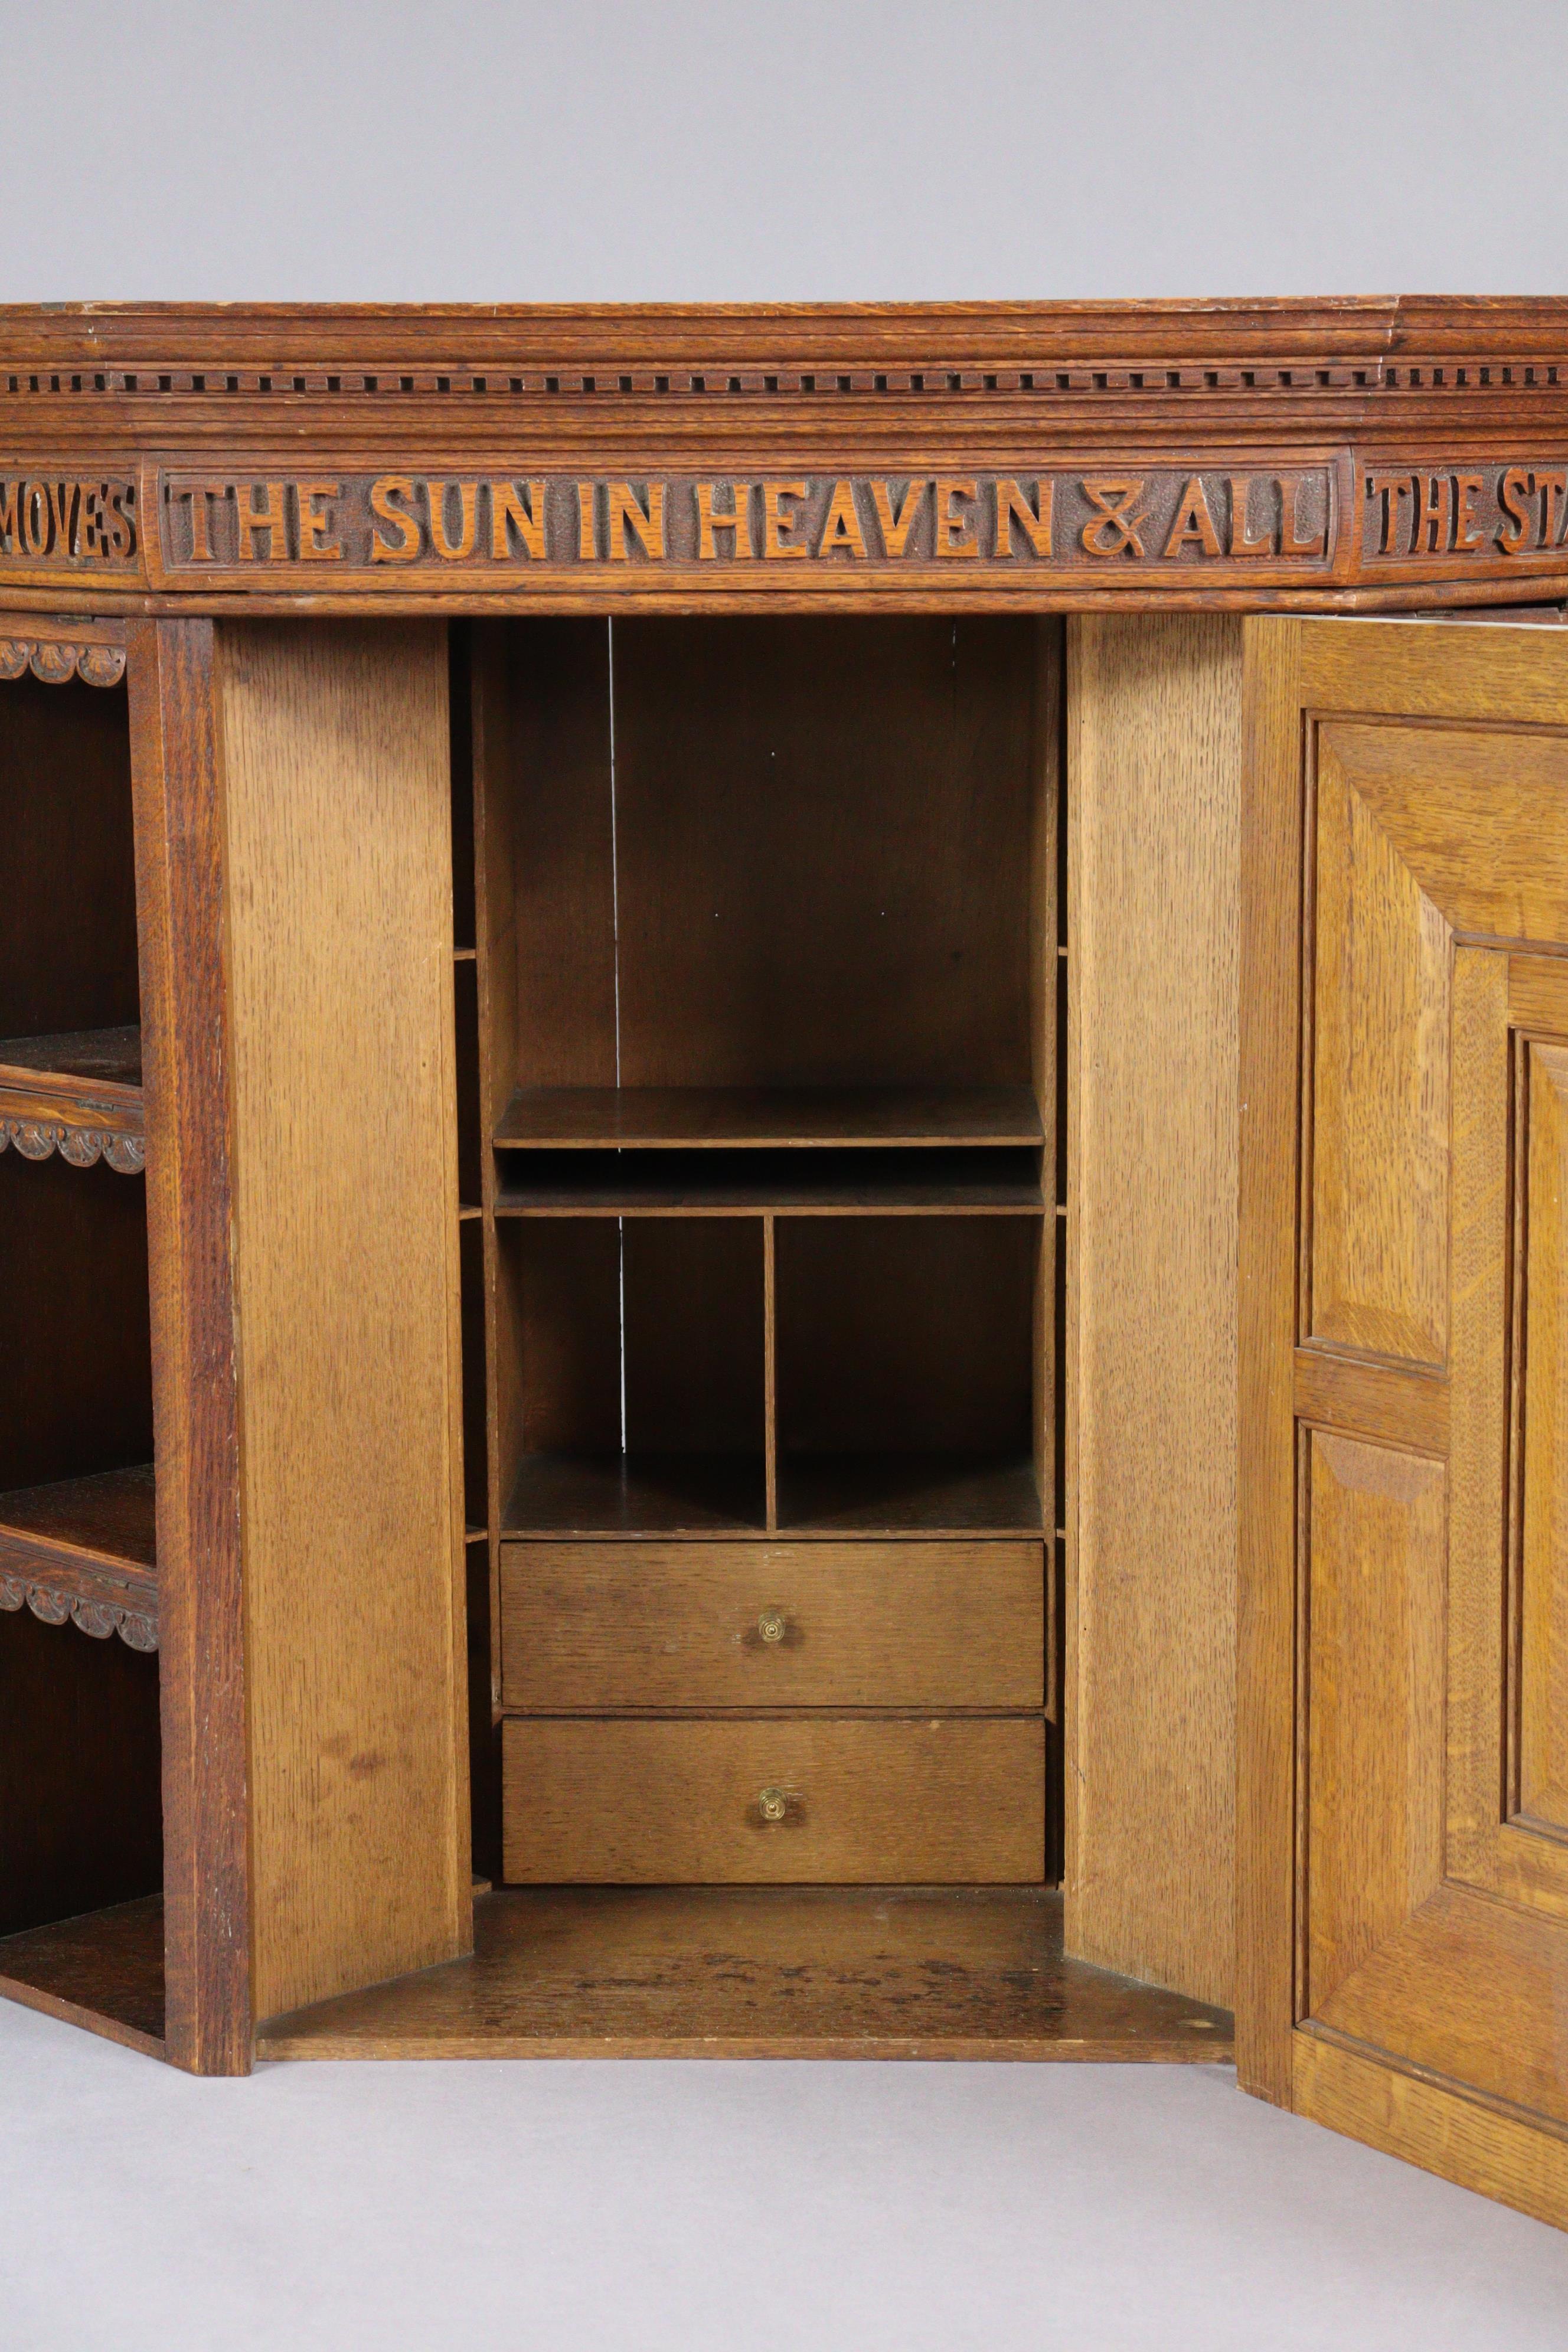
[154,468,1341,579]
[0,458,1566,595]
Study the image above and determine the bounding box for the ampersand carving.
[1079,478,1152,558]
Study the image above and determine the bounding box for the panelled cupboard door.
[1240,616,1568,2233]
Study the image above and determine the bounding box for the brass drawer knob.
[758,1785,788,1822]
[757,1608,787,1645]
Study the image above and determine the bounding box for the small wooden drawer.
[502,1715,1045,1884]
[499,1539,1043,1711]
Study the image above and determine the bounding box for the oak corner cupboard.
[1,298,1566,2227]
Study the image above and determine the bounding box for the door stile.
[1237,616,1305,2104]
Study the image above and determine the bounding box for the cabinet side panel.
[218,620,469,2020]
[128,617,251,2076]
[1066,612,1242,2011]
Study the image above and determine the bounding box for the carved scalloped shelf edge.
[0,1118,144,1171]
[0,1572,156,1651]
[0,638,125,687]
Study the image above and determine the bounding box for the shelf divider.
[504,1453,770,1540]
[495,1144,1046,1218]
[495,1083,1043,1152]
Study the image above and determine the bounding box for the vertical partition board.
[218,620,470,2021]
[129,617,249,2075]
[1065,613,1242,2011]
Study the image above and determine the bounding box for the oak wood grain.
[0,1893,164,2055]
[217,620,470,2020]
[5,305,1568,616]
[0,1464,157,1626]
[495,1084,1043,1148]
[257,1884,1233,2060]
[502,1716,1046,1884]
[1242,615,1568,2213]
[500,1540,1044,1711]
[1292,1348,1449,1455]
[1309,727,1453,1365]
[127,616,250,2076]
[1295,2030,1568,2237]
[1237,615,1304,2105]
[1305,1432,1446,2017]
[1065,613,1242,2014]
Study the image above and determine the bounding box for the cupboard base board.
[0,1893,165,2056]
[256,1886,1232,2061]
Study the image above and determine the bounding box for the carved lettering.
[818,479,868,558]
[1499,466,1535,554]
[1164,476,1222,558]
[139,463,1367,580]
[763,481,809,558]
[178,484,224,563]
[994,478,1053,557]
[106,485,136,560]
[696,482,753,560]
[1414,473,1452,553]
[47,482,80,558]
[606,482,665,561]
[21,482,50,558]
[935,478,979,558]
[1455,472,1485,551]
[1230,476,1273,557]
[1366,471,1413,554]
[1080,478,1149,558]
[492,480,547,560]
[0,476,135,567]
[296,481,342,560]
[871,479,926,557]
[370,475,422,561]
[1362,461,1568,561]
[1280,471,1328,558]
[234,481,290,561]
[429,481,479,561]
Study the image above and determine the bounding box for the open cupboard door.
[1240,615,1568,2229]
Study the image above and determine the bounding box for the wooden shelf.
[0,1893,164,2058]
[495,1085,1043,1151]
[504,1453,769,1538]
[775,1453,1044,1537]
[0,1026,144,1170]
[256,1886,1233,2060]
[495,1145,1046,1217]
[0,1465,158,1647]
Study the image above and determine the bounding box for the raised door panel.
[1304,1432,1446,2015]
[1309,730,1452,1365]
[1240,617,1568,2230]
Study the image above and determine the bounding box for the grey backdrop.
[4,0,1565,300]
